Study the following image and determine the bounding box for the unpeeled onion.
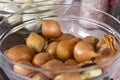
[53,33,76,42]
[41,19,62,39]
[56,38,79,61]
[32,52,54,67]
[5,45,35,61]
[13,60,33,76]
[41,59,64,79]
[46,41,59,57]
[32,73,49,80]
[26,32,46,52]
[74,41,100,63]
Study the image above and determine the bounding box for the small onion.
[64,59,78,65]
[41,59,64,79]
[26,32,46,52]
[41,19,62,39]
[74,41,100,63]
[56,38,79,61]
[32,73,49,80]
[46,41,59,57]
[32,52,54,67]
[82,36,99,46]
[52,33,76,42]
[13,60,33,76]
[54,73,84,80]
[5,45,35,61]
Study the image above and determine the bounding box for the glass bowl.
[0,5,120,80]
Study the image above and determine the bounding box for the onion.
[41,19,62,39]
[26,32,46,52]
[74,41,100,63]
[5,45,35,61]
[13,60,33,76]
[46,41,59,58]
[56,38,79,61]
[41,59,64,79]
[32,73,49,80]
[32,52,54,67]
[52,33,76,42]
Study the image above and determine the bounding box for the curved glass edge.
[0,15,120,73]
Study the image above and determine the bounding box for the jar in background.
[79,0,109,22]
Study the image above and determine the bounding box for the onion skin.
[41,19,62,39]
[74,41,100,63]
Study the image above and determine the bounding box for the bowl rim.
[0,4,120,78]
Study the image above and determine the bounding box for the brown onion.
[13,60,33,76]
[74,41,100,63]
[54,73,84,80]
[56,38,79,61]
[26,32,46,52]
[5,45,35,61]
[32,52,54,67]
[41,59,64,79]
[64,59,78,65]
[41,19,62,39]
[82,36,99,46]
[46,41,59,58]
[32,73,49,80]
[52,33,76,42]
